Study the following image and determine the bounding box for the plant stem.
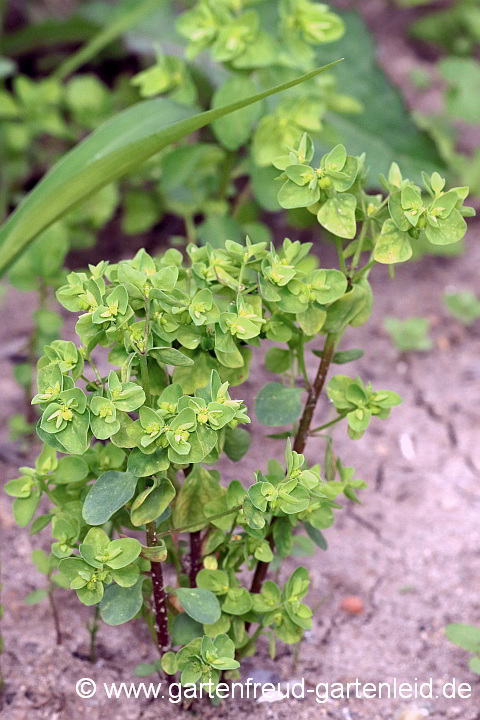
[218,151,235,200]
[146,522,170,657]
[89,606,100,663]
[138,299,152,405]
[296,336,311,390]
[352,258,376,283]
[236,626,263,659]
[249,333,338,597]
[87,354,105,390]
[139,355,151,407]
[189,530,202,588]
[310,413,346,434]
[232,181,251,219]
[47,587,62,646]
[335,237,346,275]
[54,0,161,80]
[293,333,337,454]
[185,214,196,245]
[157,504,242,538]
[351,212,369,272]
[249,533,275,596]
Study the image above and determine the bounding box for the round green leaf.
[100,580,145,625]
[171,613,203,646]
[50,456,89,484]
[374,219,412,264]
[317,194,357,239]
[175,588,221,625]
[255,382,305,427]
[212,75,261,151]
[223,427,251,462]
[278,180,320,210]
[127,447,169,478]
[425,209,467,246]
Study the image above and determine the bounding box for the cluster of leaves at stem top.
[5,132,473,694]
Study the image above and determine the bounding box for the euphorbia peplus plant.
[6,134,474,696]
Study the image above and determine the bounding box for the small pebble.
[396,706,429,720]
[340,596,365,615]
[400,432,416,460]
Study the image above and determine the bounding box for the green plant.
[384,317,433,353]
[1,1,450,434]
[408,0,480,57]
[5,131,473,694]
[444,290,480,325]
[402,0,480,198]
[0,35,338,433]
[446,624,480,675]
[24,549,69,646]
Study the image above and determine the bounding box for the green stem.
[232,181,251,219]
[296,336,310,390]
[47,588,62,645]
[87,355,105,389]
[335,237,347,275]
[352,258,376,283]
[157,504,243,538]
[89,606,100,663]
[217,151,235,200]
[236,626,263,659]
[139,299,152,405]
[310,413,346,434]
[139,355,151,407]
[351,223,368,272]
[185,214,196,245]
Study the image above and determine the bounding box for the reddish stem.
[249,334,337,595]
[189,531,202,588]
[146,522,170,655]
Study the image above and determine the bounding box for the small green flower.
[166,408,196,456]
[90,396,120,440]
[107,371,145,412]
[41,388,87,434]
[139,406,166,448]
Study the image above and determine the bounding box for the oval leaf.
[255,382,305,427]
[175,587,221,625]
[100,580,145,626]
[82,470,138,525]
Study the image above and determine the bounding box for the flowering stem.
[293,333,338,454]
[249,333,338,598]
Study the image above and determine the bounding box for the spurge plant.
[6,132,473,695]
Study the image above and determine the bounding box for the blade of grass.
[54,0,164,81]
